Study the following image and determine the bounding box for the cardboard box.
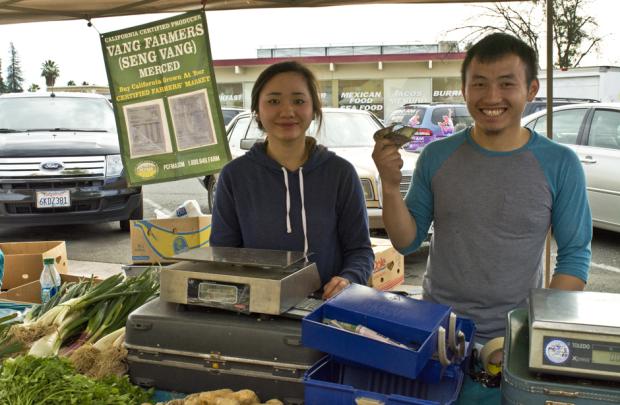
[0,241,68,290]
[0,274,95,304]
[130,216,211,264]
[369,237,404,290]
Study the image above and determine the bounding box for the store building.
[537,66,620,102]
[212,42,466,120]
[45,84,111,97]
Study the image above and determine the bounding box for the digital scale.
[529,288,620,381]
[159,246,322,316]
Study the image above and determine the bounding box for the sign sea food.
[101,11,231,185]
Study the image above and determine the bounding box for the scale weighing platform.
[529,288,620,382]
[159,246,322,316]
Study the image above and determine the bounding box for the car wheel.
[207,175,217,214]
[120,194,144,232]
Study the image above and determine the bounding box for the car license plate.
[36,190,71,208]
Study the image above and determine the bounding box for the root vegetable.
[8,323,54,346]
[161,388,276,405]
[214,398,240,405]
[231,389,260,404]
[92,345,128,377]
[68,343,99,374]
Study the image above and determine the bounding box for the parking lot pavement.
[67,260,123,279]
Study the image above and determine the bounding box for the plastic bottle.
[40,257,61,304]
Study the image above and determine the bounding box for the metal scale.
[159,246,322,315]
[529,288,620,381]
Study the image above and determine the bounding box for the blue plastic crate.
[304,356,463,405]
[302,284,455,380]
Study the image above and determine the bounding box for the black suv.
[0,92,143,231]
[522,97,599,117]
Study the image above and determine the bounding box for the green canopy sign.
[101,11,230,186]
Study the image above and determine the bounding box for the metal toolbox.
[126,297,324,405]
[502,308,620,404]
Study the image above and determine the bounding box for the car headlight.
[360,178,375,201]
[105,154,124,177]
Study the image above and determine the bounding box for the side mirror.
[240,139,257,150]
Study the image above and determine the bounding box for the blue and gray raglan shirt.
[400,127,592,342]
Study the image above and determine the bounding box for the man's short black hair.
[461,32,539,86]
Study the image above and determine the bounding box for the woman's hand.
[322,276,350,299]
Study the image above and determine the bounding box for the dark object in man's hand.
[374,124,416,147]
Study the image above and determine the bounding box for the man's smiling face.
[462,54,539,138]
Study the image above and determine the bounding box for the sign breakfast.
[101,11,231,186]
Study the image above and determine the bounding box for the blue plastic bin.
[304,356,463,405]
[302,284,454,380]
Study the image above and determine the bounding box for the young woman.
[210,61,373,299]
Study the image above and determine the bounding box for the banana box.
[369,237,404,290]
[130,216,211,264]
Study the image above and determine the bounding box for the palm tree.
[41,60,60,87]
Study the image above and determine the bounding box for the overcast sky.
[0,1,616,89]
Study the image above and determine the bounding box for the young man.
[373,32,592,343]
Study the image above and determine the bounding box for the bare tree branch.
[452,0,602,69]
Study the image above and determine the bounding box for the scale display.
[543,336,620,372]
[187,278,250,312]
[529,288,620,381]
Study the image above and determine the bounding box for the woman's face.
[257,71,314,144]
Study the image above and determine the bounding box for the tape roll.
[479,336,504,376]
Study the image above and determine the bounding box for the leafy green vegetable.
[0,313,23,359]
[0,355,152,405]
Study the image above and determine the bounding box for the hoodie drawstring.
[281,166,309,256]
[282,167,292,233]
[299,167,308,255]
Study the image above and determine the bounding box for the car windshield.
[222,108,244,126]
[0,96,117,132]
[309,111,381,147]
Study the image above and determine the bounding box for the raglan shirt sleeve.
[336,162,374,285]
[399,147,435,256]
[209,167,243,247]
[550,149,592,282]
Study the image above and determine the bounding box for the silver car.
[200,108,419,230]
[522,103,620,233]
